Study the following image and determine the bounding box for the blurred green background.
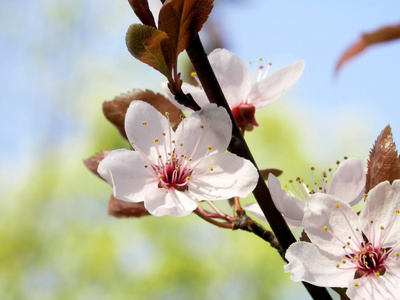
[1,0,399,299]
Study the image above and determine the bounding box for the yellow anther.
[144,165,148,168]
[158,174,163,178]
[356,228,359,231]
[395,253,399,258]
[354,283,359,287]
[165,112,169,116]
[336,264,340,268]
[258,57,262,61]
[342,260,346,264]
[186,176,190,181]
[364,194,368,198]
[154,138,159,143]
[380,226,384,230]
[142,121,147,125]
[172,140,175,143]
[180,143,183,146]
[200,125,204,129]
[335,204,339,209]
[370,220,374,224]
[191,72,197,77]
[328,168,332,172]
[347,242,350,246]
[162,133,166,136]
[323,226,328,231]
[354,256,359,261]
[344,156,348,160]
[396,209,399,214]
[336,160,340,165]
[268,62,272,66]
[289,180,293,183]
[209,167,214,171]
[131,142,134,145]
[369,253,374,258]
[208,146,212,150]
[375,272,380,277]
[172,157,177,162]
[158,155,162,158]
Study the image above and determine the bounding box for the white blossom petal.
[175,103,231,162]
[244,203,268,223]
[97,149,156,202]
[208,48,251,107]
[285,242,354,287]
[359,180,400,247]
[144,188,197,217]
[328,158,366,206]
[303,193,362,256]
[125,100,172,162]
[188,152,258,200]
[268,173,305,227]
[347,275,400,300]
[248,60,305,109]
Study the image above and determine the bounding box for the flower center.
[231,103,258,131]
[132,114,214,194]
[323,202,400,283]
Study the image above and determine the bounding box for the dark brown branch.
[185,35,333,300]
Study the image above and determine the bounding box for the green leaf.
[365,124,400,193]
[127,0,156,27]
[102,89,183,140]
[158,0,214,55]
[126,24,173,80]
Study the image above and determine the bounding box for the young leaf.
[126,24,174,80]
[336,24,400,73]
[103,89,183,140]
[365,124,400,193]
[260,168,283,180]
[108,195,151,218]
[127,0,156,28]
[158,0,214,55]
[84,151,112,179]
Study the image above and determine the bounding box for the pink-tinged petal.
[208,48,251,107]
[144,188,197,217]
[125,100,172,162]
[244,202,302,228]
[328,158,366,206]
[97,149,156,203]
[244,203,268,223]
[347,275,400,300]
[175,103,232,162]
[268,173,305,227]
[359,180,400,247]
[188,152,258,200]
[248,60,305,109]
[285,242,354,287]
[303,193,362,256]
[162,82,209,111]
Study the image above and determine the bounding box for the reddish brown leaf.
[103,89,183,139]
[336,24,400,73]
[84,151,112,180]
[158,0,214,55]
[128,0,156,28]
[108,195,151,218]
[260,168,283,180]
[365,125,400,193]
[126,24,174,80]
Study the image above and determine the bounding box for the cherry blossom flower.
[285,180,400,300]
[165,48,305,131]
[245,158,366,227]
[97,100,258,217]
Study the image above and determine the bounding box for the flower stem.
[194,206,233,229]
[185,35,333,300]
